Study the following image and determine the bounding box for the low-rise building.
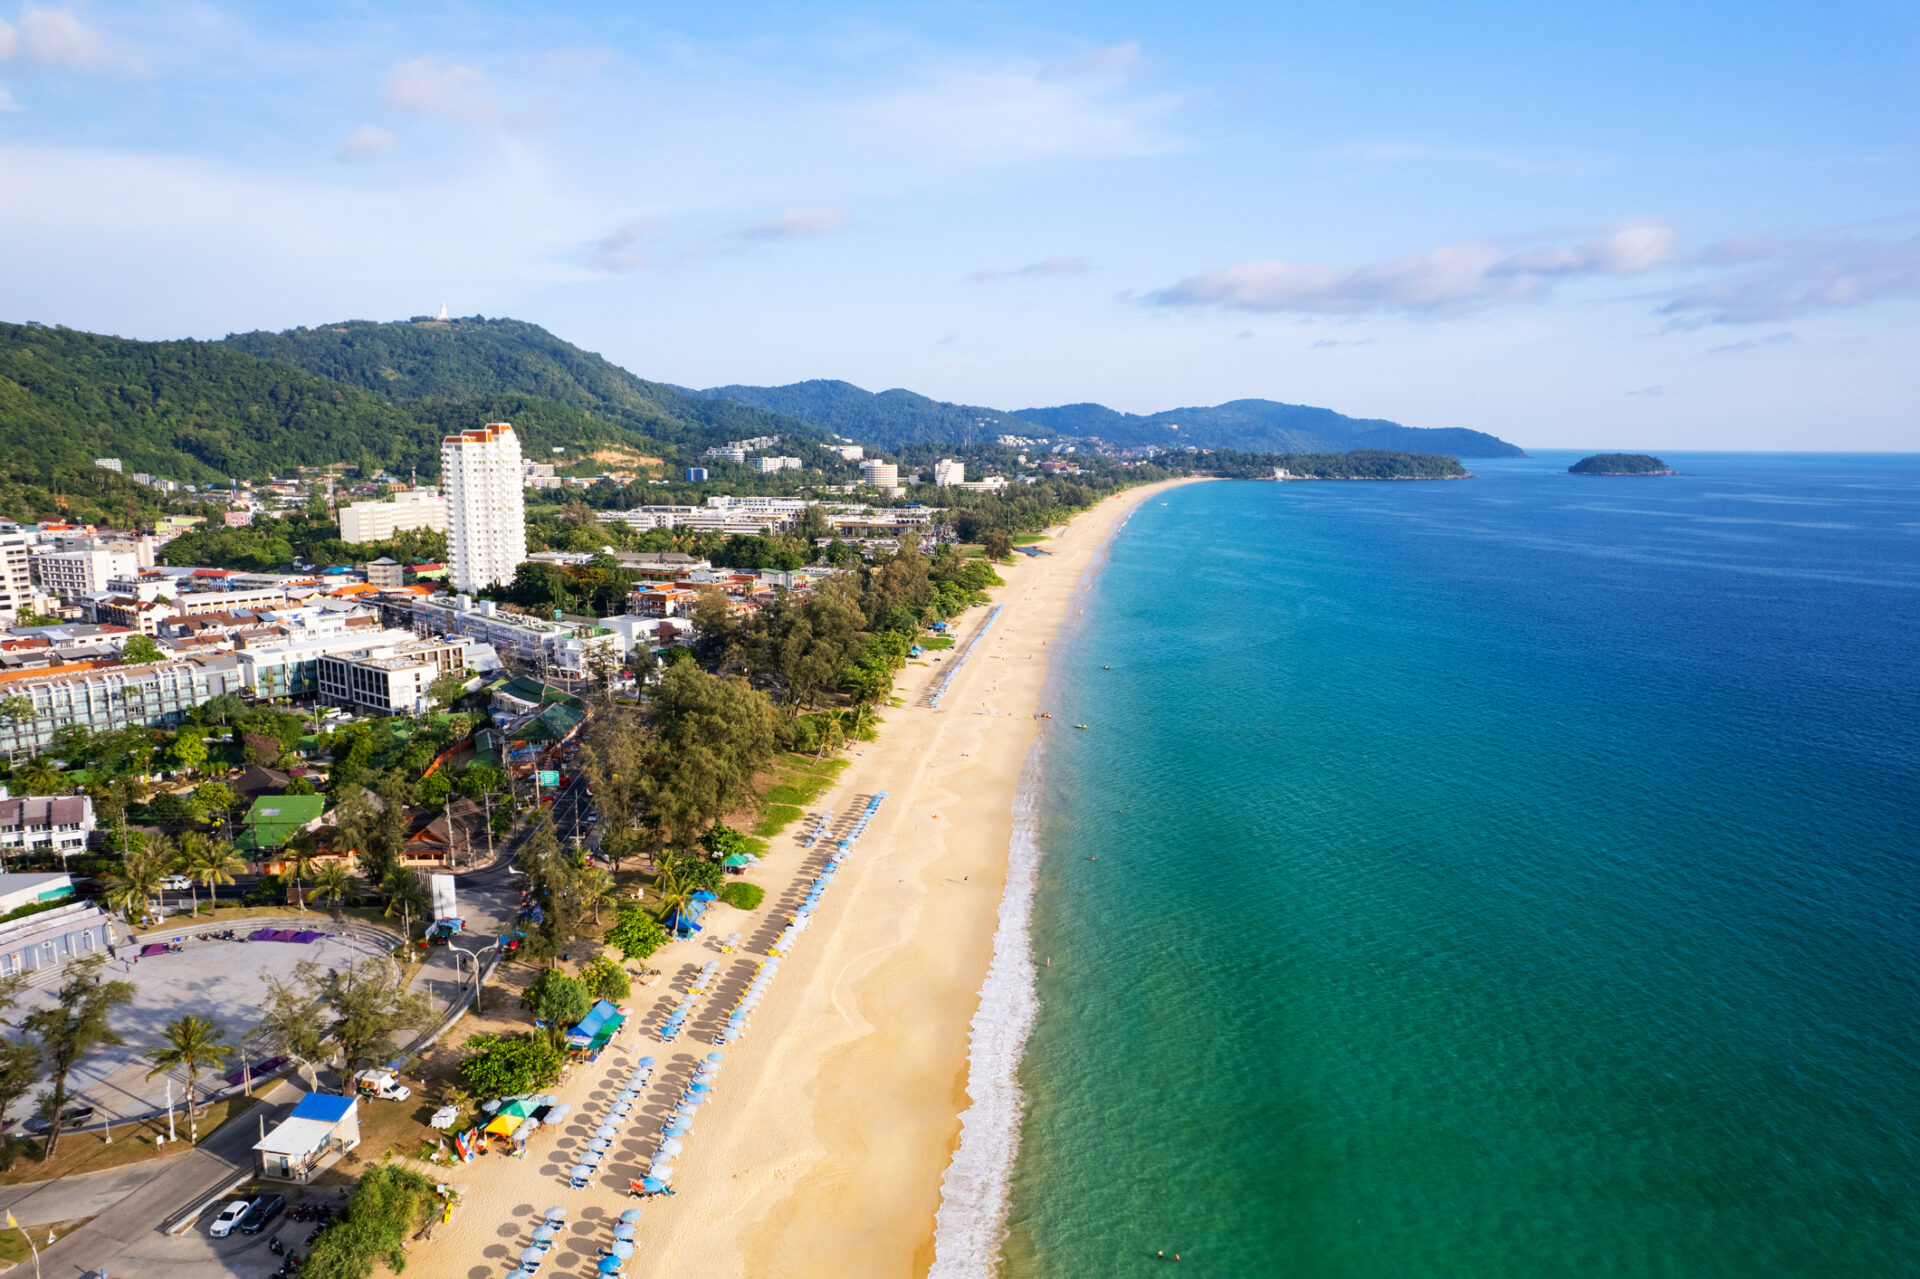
[337,489,446,544]
[230,626,422,701]
[0,897,112,977]
[33,548,139,600]
[0,658,244,756]
[410,596,618,678]
[253,1093,361,1181]
[361,558,405,589]
[316,636,468,716]
[0,871,78,913]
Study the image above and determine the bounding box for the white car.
[162,875,192,892]
[208,1199,252,1238]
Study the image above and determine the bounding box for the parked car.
[238,1193,285,1234]
[23,1105,94,1134]
[208,1199,252,1238]
[162,874,192,892]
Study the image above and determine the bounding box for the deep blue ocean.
[1000,453,1920,1277]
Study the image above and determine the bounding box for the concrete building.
[860,460,899,490]
[0,801,94,866]
[684,467,709,483]
[361,558,405,589]
[933,459,965,487]
[337,489,446,545]
[0,898,113,977]
[0,658,244,755]
[93,458,122,473]
[0,533,33,624]
[229,626,422,701]
[411,595,618,678]
[752,456,802,474]
[830,444,865,461]
[316,636,467,716]
[33,548,139,601]
[175,585,292,617]
[442,424,527,594]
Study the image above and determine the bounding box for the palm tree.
[812,712,846,761]
[0,695,36,766]
[179,836,243,916]
[573,862,618,925]
[283,836,320,915]
[309,863,355,919]
[144,1014,231,1143]
[104,835,171,925]
[15,757,59,796]
[654,864,694,925]
[844,701,876,744]
[381,867,431,950]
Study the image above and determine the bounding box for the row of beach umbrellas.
[517,1204,645,1275]
[565,1056,656,1189]
[658,960,721,1043]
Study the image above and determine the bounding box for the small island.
[1568,453,1677,476]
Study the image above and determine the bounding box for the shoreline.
[401,478,1195,1279]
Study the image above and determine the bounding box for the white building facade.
[442,424,527,594]
[338,489,446,544]
[933,459,965,487]
[859,460,899,490]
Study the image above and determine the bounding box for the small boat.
[1102,665,1110,669]
[1074,723,1089,730]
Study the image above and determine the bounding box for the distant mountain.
[691,380,1525,457]
[682,380,1028,449]
[1014,399,1525,457]
[223,317,818,456]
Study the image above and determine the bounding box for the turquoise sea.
[976,453,1920,1277]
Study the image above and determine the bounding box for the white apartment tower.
[860,460,899,490]
[442,423,527,594]
[933,459,965,487]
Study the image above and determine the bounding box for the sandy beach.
[408,480,1186,1279]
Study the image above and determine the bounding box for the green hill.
[1568,453,1676,475]
[222,317,815,456]
[689,379,1525,457]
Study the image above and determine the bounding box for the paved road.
[32,1079,302,1278]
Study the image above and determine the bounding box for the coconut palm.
[572,862,618,925]
[811,712,846,761]
[381,867,431,949]
[14,757,59,796]
[144,1014,231,1142]
[103,835,171,924]
[309,863,355,919]
[283,836,320,915]
[0,696,36,766]
[653,864,694,924]
[178,834,243,916]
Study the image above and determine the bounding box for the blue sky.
[1,2,1916,449]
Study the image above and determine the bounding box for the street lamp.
[448,938,504,1014]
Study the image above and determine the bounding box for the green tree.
[980,529,1014,560]
[258,962,329,1089]
[121,634,163,665]
[381,867,431,949]
[316,958,430,1073]
[167,732,207,778]
[176,833,243,916]
[520,970,592,1029]
[299,1163,439,1279]
[416,769,452,808]
[103,834,170,924]
[0,695,36,764]
[577,954,632,1002]
[636,662,778,848]
[604,904,667,962]
[427,670,468,710]
[23,956,135,1160]
[144,1014,231,1142]
[13,757,59,796]
[283,833,320,914]
[457,1032,563,1098]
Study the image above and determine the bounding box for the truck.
[354,1069,412,1102]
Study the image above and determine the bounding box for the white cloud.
[0,6,142,74]
[590,217,665,272]
[1659,232,1920,325]
[736,207,847,241]
[860,53,1182,165]
[335,125,397,161]
[382,56,499,124]
[1309,337,1378,348]
[1707,331,1796,356]
[969,254,1091,282]
[1150,224,1675,314]
[1041,42,1145,80]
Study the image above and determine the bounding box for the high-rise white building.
[442,423,527,595]
[933,459,965,487]
[339,489,446,544]
[860,460,899,490]
[0,534,33,623]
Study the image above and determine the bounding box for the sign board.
[537,770,560,787]
[430,874,457,922]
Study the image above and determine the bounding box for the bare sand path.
[407,480,1190,1279]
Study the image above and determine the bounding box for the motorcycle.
[269,1238,285,1256]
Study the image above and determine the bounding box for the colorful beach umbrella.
[614,1223,638,1241]
[521,1247,545,1265]
[532,1225,558,1245]
[597,1256,623,1274]
[610,1240,636,1258]
[545,1207,567,1222]
[619,1208,643,1224]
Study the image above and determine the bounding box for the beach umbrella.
[613,1222,638,1241]
[657,1138,683,1156]
[589,1138,610,1153]
[532,1225,558,1245]
[706,1052,725,1063]
[650,1164,674,1179]
[596,1123,618,1140]
[619,1208,643,1224]
[636,1056,656,1067]
[570,1164,593,1182]
[545,1206,567,1222]
[681,1092,707,1107]
[483,1099,502,1114]
[597,1256,623,1275]
[549,1104,572,1120]
[688,1082,709,1095]
[641,1176,668,1193]
[521,1247,545,1266]
[663,1121,688,1137]
[610,1240,636,1258]
[615,1090,636,1104]
[537,1095,558,1107]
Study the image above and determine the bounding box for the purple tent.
[137,943,172,957]
[269,928,298,942]
[290,930,322,944]
[248,927,278,941]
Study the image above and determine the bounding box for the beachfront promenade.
[404,480,1190,1279]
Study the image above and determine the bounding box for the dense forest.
[684,379,1035,448]
[1188,449,1470,479]
[1568,453,1676,475]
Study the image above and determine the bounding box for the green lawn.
[1013,533,1049,544]
[751,754,850,839]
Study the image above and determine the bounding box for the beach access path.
[400,479,1191,1279]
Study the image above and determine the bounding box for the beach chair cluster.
[656,962,720,1043]
[563,1057,655,1193]
[518,1201,640,1275]
[768,791,886,962]
[927,605,1002,709]
[639,1049,724,1195]
[714,958,779,1046]
[799,812,834,847]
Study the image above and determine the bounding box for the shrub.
[717,882,764,911]
[300,1163,439,1279]
[604,905,666,961]
[578,954,631,1002]
[701,824,756,860]
[457,1032,563,1099]
[520,970,591,1027]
